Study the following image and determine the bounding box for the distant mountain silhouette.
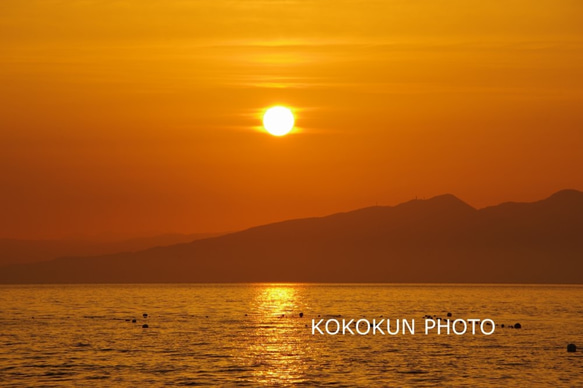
[1,190,582,284]
[0,233,222,266]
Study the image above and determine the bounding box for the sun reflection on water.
[255,285,298,316]
[242,284,310,385]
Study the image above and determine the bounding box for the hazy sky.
[1,0,582,239]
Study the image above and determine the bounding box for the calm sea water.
[0,284,582,387]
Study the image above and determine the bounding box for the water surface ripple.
[0,284,581,386]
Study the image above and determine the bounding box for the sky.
[1,0,582,239]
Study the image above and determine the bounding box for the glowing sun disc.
[263,106,295,136]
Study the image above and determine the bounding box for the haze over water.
[1,284,581,386]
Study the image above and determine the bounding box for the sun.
[263,106,295,136]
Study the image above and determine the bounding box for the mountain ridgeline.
[1,190,582,284]
[0,233,223,267]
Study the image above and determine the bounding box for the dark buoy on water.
[299,312,304,318]
[567,344,576,353]
[143,313,148,318]
[132,319,137,323]
[447,312,452,317]
[514,323,522,329]
[142,324,149,329]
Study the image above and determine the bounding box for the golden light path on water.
[245,286,307,385]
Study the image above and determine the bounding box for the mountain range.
[1,189,582,284]
[0,233,222,266]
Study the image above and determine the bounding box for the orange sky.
[1,1,582,239]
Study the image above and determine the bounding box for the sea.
[0,284,582,387]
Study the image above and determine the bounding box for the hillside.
[1,190,582,284]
